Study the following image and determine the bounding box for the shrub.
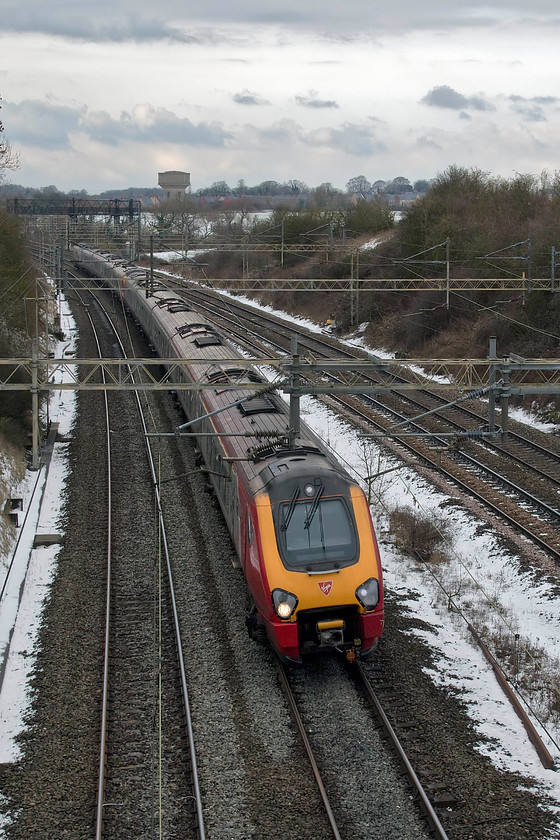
[389,505,451,562]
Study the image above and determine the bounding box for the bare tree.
[345,175,372,194]
[0,97,20,183]
[385,175,413,194]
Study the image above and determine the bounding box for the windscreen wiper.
[282,487,300,531]
[304,483,324,530]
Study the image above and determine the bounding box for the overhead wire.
[451,291,560,342]
[328,437,560,752]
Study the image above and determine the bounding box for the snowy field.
[1,288,560,834]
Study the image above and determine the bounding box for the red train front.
[242,448,384,664]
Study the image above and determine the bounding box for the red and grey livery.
[71,245,384,663]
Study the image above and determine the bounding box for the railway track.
[70,270,481,840]
[276,654,448,840]
[75,283,205,840]
[165,280,560,563]
[63,272,350,839]
[70,272,551,840]
[5,247,554,840]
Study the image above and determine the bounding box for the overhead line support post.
[350,259,354,327]
[528,235,532,294]
[352,249,360,326]
[289,336,301,448]
[488,336,498,434]
[500,357,510,441]
[551,244,560,292]
[446,236,450,310]
[148,235,154,298]
[31,341,40,471]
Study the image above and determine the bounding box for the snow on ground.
[1,284,559,833]
[0,296,77,765]
[296,395,560,806]
[507,405,558,433]
[360,237,382,250]
[186,278,560,431]
[153,249,208,262]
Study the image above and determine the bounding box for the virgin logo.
[318,581,333,596]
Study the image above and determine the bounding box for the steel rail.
[126,342,207,840]
[93,292,206,839]
[275,657,343,840]
[352,660,450,840]
[353,391,560,521]
[77,299,112,840]
[329,392,560,563]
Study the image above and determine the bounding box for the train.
[70,244,384,663]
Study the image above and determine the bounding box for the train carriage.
[71,245,384,663]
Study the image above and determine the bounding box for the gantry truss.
[193,276,555,293]
[8,197,141,220]
[3,353,560,394]
[13,221,560,293]
[3,348,560,470]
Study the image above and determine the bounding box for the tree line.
[1,175,432,201]
[158,175,430,198]
[0,98,38,443]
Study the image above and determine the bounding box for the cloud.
[421,85,494,112]
[7,99,383,161]
[240,117,385,157]
[6,100,232,149]
[5,100,82,149]
[88,105,232,146]
[295,91,339,109]
[232,90,271,106]
[306,123,386,155]
[2,7,198,43]
[7,0,560,44]
[416,134,443,151]
[508,94,558,122]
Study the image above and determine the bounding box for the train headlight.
[355,578,379,610]
[272,589,299,620]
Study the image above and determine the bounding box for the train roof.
[71,245,355,492]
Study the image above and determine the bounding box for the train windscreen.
[279,497,357,567]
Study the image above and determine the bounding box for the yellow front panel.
[255,485,380,618]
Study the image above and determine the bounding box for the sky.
[2,1,560,193]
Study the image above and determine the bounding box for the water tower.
[158,171,191,201]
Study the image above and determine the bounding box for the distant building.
[387,191,419,208]
[157,171,191,201]
[348,190,424,209]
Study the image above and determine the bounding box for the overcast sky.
[2,1,560,193]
